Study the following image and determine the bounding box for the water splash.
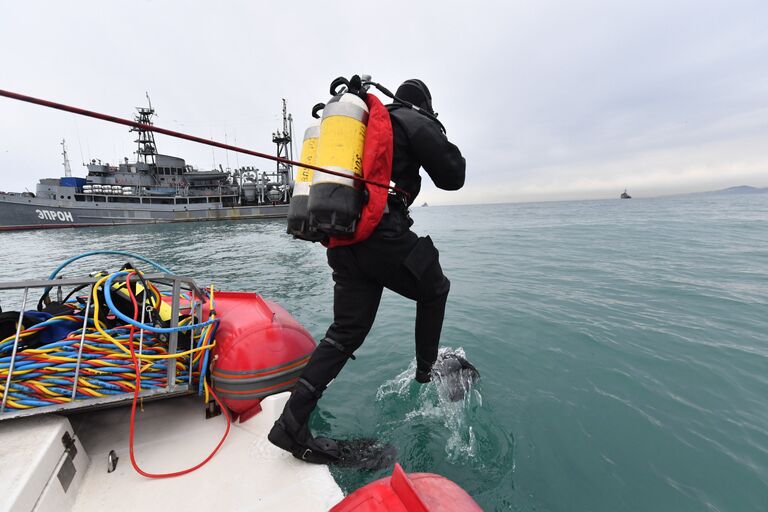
[377,347,482,461]
[375,357,417,400]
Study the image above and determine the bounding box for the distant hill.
[656,185,768,199]
[699,185,768,196]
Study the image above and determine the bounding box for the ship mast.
[272,99,293,202]
[131,92,158,165]
[61,139,72,177]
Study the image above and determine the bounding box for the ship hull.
[0,195,288,231]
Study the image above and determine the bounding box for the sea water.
[1,194,767,511]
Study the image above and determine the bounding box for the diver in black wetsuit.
[268,79,466,464]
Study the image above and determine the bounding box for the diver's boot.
[415,366,432,383]
[415,356,434,383]
[268,408,340,464]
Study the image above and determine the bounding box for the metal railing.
[0,273,206,421]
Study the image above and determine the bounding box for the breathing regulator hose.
[364,78,447,134]
[326,74,446,134]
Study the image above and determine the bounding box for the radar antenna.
[131,93,157,165]
[272,98,293,202]
[61,139,72,177]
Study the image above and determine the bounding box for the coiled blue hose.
[40,250,176,303]
[103,271,216,334]
[48,250,175,280]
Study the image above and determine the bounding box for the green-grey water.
[2,194,767,511]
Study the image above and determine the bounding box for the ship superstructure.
[0,100,293,231]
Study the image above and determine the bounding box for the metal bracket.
[61,431,78,459]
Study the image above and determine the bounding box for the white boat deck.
[0,393,344,512]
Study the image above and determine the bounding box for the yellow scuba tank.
[286,120,323,241]
[308,93,369,236]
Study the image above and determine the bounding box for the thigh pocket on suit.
[403,236,439,281]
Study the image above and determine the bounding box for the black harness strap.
[321,337,357,360]
[297,378,323,399]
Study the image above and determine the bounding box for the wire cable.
[0,89,410,199]
[125,277,230,478]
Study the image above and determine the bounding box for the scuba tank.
[286,119,323,241]
[308,91,370,237]
[287,74,394,245]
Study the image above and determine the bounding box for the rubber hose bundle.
[0,271,215,410]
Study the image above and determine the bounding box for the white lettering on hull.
[35,209,74,223]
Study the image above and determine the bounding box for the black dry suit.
[268,80,466,463]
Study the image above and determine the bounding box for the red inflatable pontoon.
[332,463,482,512]
[210,291,316,422]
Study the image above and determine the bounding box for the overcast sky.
[2,1,767,204]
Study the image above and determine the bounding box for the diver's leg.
[414,274,450,381]
[269,246,383,462]
[369,234,451,381]
[286,246,383,426]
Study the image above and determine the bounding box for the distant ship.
[421,202,429,207]
[0,99,294,231]
[620,189,632,199]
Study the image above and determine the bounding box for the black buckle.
[387,192,408,211]
[301,448,313,460]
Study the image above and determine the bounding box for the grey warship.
[0,100,294,231]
